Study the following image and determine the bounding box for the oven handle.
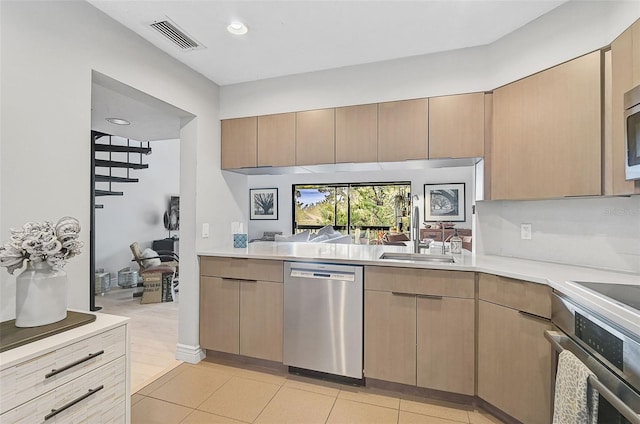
[545,330,640,424]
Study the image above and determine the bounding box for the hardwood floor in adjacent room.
[95,286,181,392]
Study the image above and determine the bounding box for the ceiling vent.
[149,18,204,51]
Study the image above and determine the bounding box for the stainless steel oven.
[549,288,640,424]
[625,84,640,180]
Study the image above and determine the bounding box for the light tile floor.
[97,287,505,424]
[96,286,181,392]
[132,360,505,424]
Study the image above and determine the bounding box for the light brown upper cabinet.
[633,19,640,85]
[296,108,335,166]
[429,93,484,159]
[491,51,602,200]
[335,104,378,163]
[257,113,295,167]
[609,19,640,195]
[378,98,428,162]
[221,117,257,169]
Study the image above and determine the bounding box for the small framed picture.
[424,183,466,222]
[250,188,278,220]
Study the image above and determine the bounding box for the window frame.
[291,181,412,234]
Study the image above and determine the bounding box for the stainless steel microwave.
[625,84,640,180]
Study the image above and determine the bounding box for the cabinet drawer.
[365,266,474,299]
[1,355,126,423]
[478,273,551,318]
[200,257,283,282]
[0,325,126,414]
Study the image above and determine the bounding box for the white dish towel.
[553,350,599,424]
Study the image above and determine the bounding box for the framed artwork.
[163,195,180,231]
[424,183,466,222]
[250,188,278,220]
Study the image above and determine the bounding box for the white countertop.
[0,311,129,369]
[199,242,640,336]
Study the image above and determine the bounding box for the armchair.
[130,242,178,303]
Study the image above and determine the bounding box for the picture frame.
[423,183,466,222]
[163,195,180,231]
[250,188,278,220]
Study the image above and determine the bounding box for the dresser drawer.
[1,355,126,423]
[0,325,126,414]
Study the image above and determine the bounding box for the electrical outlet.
[202,223,210,238]
[520,223,532,240]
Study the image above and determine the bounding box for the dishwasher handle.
[289,269,356,282]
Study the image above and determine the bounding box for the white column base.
[175,343,206,364]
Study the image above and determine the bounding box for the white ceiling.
[91,72,193,141]
[87,0,568,86]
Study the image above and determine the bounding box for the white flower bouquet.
[0,217,83,274]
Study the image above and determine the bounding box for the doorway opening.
[90,71,189,306]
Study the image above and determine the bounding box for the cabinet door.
[478,300,552,424]
[258,113,295,167]
[429,93,484,159]
[364,290,416,385]
[378,98,428,162]
[417,296,475,395]
[296,108,335,165]
[335,104,378,163]
[491,52,601,199]
[221,117,257,169]
[239,280,283,362]
[199,277,239,354]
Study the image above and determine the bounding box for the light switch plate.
[520,223,532,240]
[202,223,210,238]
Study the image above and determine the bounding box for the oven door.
[545,330,640,424]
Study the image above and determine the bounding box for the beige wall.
[0,1,237,358]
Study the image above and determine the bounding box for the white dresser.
[0,313,130,423]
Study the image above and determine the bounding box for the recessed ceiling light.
[227,21,248,35]
[106,117,131,126]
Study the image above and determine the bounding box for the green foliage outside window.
[293,182,411,233]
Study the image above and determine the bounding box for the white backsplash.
[475,195,640,274]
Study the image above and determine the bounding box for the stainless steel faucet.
[412,195,420,253]
[440,222,446,254]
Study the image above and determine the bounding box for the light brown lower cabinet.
[477,299,552,424]
[364,266,475,394]
[200,276,240,354]
[239,280,283,362]
[199,276,283,362]
[417,296,475,395]
[364,290,417,385]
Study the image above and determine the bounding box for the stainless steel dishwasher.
[283,262,363,381]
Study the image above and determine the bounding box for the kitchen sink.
[378,252,455,263]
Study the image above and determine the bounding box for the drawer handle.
[45,350,105,379]
[44,385,104,420]
[391,291,416,297]
[417,294,443,300]
[518,310,550,322]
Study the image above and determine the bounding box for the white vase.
[15,261,67,327]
